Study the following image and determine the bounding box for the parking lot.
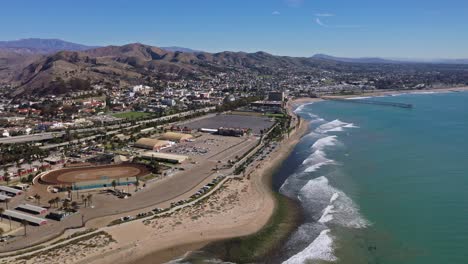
[162,134,258,164]
[182,114,275,134]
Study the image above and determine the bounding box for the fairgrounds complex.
[0,110,284,252]
[39,163,150,190]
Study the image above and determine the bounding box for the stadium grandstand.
[159,132,193,142]
[140,151,189,164]
[134,138,174,151]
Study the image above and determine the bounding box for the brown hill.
[0,48,42,86]
[9,43,323,96]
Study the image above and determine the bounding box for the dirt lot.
[40,164,150,185]
[1,135,259,252]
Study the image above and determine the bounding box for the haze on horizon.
[1,0,468,59]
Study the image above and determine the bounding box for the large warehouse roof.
[159,132,193,142]
[134,138,173,150]
[1,210,47,225]
[140,151,189,164]
[16,204,48,214]
[0,186,22,196]
[0,194,11,202]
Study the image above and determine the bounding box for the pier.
[322,97,413,109]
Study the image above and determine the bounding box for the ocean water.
[273,91,468,264]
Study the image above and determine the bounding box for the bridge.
[322,97,413,109]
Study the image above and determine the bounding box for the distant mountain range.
[1,38,468,97]
[160,46,202,53]
[0,39,203,55]
[0,38,98,54]
[311,54,468,65]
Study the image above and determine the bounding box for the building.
[132,85,152,94]
[250,101,283,113]
[1,210,47,226]
[140,152,189,164]
[72,177,137,190]
[0,194,11,202]
[134,138,174,151]
[0,186,23,196]
[218,127,247,137]
[16,204,47,215]
[161,98,176,106]
[268,91,285,102]
[159,132,193,142]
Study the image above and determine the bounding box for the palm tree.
[4,199,9,210]
[134,179,140,192]
[87,194,93,207]
[2,166,8,180]
[71,201,78,210]
[67,187,72,201]
[21,220,28,236]
[27,159,33,178]
[112,180,117,191]
[4,176,10,187]
[62,200,70,211]
[54,197,60,208]
[48,199,55,208]
[83,198,88,208]
[0,208,4,222]
[33,194,41,206]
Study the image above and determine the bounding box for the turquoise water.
[276,92,468,264]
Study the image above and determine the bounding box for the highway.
[0,107,215,145]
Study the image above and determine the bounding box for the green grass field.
[112,111,152,120]
[265,113,286,118]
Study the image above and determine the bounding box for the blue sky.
[1,0,468,58]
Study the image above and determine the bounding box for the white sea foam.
[330,193,339,203]
[311,135,338,150]
[326,127,344,132]
[294,102,314,113]
[344,123,359,128]
[304,161,334,173]
[316,119,357,133]
[299,176,369,229]
[411,91,436,95]
[318,205,335,223]
[302,150,329,165]
[283,229,337,264]
[347,96,372,100]
[310,117,325,124]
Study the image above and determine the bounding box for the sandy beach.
[4,103,309,264]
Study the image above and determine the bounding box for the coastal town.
[2,0,468,262]
[1,48,468,262]
[0,76,312,262]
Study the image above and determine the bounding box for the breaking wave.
[299,176,369,229]
[316,119,358,133]
[347,96,372,100]
[283,229,337,264]
[294,102,315,113]
[311,135,338,150]
[280,109,365,264]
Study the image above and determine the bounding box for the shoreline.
[69,104,310,264]
[0,104,310,264]
[289,86,468,104]
[324,86,468,99]
[130,107,310,264]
